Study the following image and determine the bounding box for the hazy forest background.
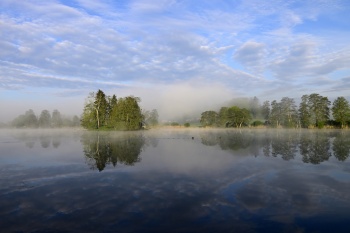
[2,89,350,130]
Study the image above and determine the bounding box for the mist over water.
[1,128,350,232]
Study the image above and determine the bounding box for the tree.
[308,93,330,128]
[227,106,251,127]
[299,95,311,128]
[81,92,97,129]
[218,107,229,127]
[332,97,350,128]
[280,97,298,128]
[269,100,283,127]
[200,111,218,127]
[261,101,270,121]
[38,110,51,128]
[111,96,143,130]
[298,93,330,128]
[106,94,117,126]
[51,109,63,127]
[94,89,108,129]
[81,90,143,130]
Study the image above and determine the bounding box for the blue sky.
[1,0,350,121]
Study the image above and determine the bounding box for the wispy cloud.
[0,0,349,121]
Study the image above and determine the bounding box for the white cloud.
[234,41,267,73]
[0,0,350,121]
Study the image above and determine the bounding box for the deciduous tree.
[51,109,63,127]
[200,111,219,127]
[332,97,350,128]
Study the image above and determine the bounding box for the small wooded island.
[81,89,158,130]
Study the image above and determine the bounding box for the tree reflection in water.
[81,132,145,171]
[269,131,299,160]
[299,131,332,164]
[200,129,350,163]
[333,132,350,162]
[12,130,64,149]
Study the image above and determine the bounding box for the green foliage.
[81,90,144,130]
[184,122,190,127]
[218,107,229,127]
[332,97,350,128]
[261,101,270,121]
[200,106,251,128]
[309,93,330,128]
[106,94,117,126]
[298,93,330,128]
[94,89,108,129]
[268,97,299,128]
[252,120,264,127]
[299,95,311,128]
[198,93,348,130]
[269,100,283,127]
[200,111,219,127]
[226,106,251,127]
[112,96,143,130]
[81,92,97,129]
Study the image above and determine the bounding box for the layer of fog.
[0,82,235,123]
[118,82,234,122]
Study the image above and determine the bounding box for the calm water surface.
[1,128,350,233]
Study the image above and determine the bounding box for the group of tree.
[264,94,350,129]
[200,93,350,129]
[12,109,80,128]
[200,106,252,128]
[81,89,159,130]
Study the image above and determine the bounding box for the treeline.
[12,109,80,128]
[200,93,350,129]
[81,89,158,130]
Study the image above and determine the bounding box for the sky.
[1,0,350,122]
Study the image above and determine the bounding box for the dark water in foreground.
[1,128,350,233]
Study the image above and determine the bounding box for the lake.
[1,128,350,233]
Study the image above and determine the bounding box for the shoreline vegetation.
[200,93,350,130]
[3,90,350,130]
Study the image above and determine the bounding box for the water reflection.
[200,129,350,163]
[13,130,64,149]
[333,132,350,161]
[81,132,145,171]
[300,132,332,164]
[1,129,350,232]
[10,129,350,165]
